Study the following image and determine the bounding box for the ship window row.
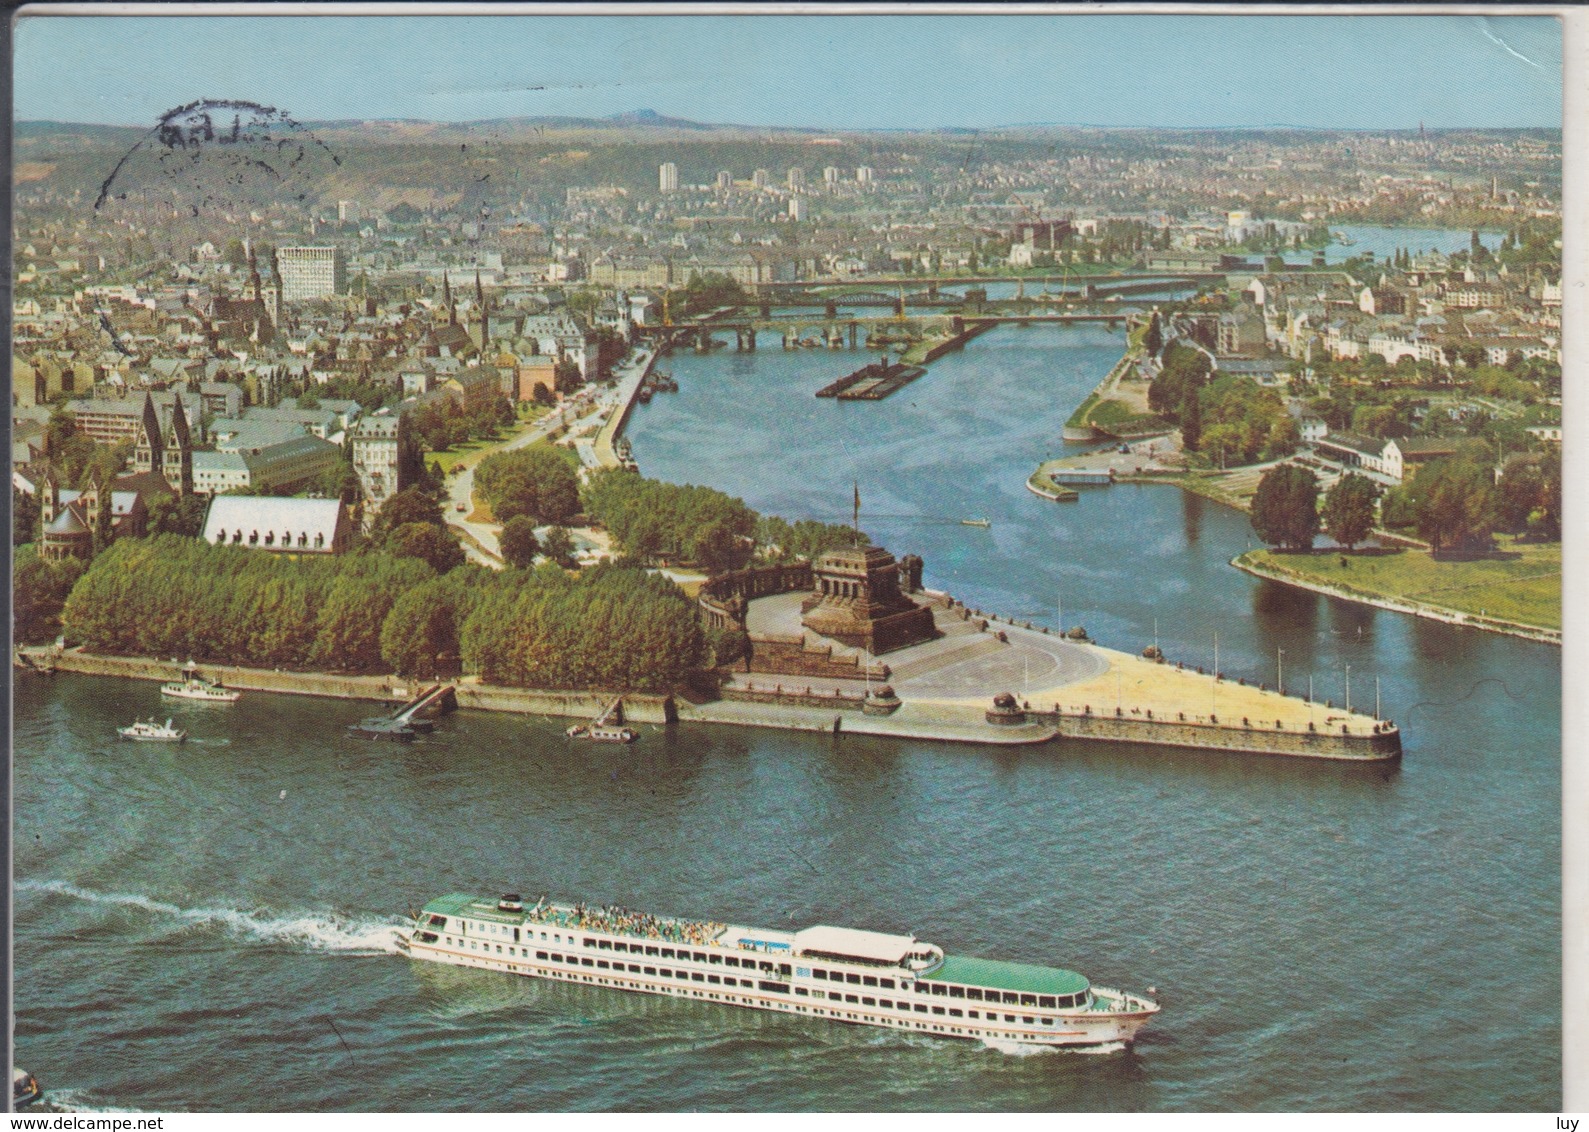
[809,969,897,990]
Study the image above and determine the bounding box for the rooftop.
[922,953,1090,997]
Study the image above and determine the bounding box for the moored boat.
[161,676,241,703]
[117,718,187,742]
[12,1068,41,1108]
[402,892,1159,1050]
[565,723,638,743]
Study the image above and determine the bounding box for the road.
[442,349,651,567]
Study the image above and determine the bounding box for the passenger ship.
[400,893,1160,1050]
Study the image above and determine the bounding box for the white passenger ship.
[401,893,1160,1050]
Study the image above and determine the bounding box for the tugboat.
[117,718,187,742]
[12,1068,41,1107]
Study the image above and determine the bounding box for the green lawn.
[1065,393,1101,429]
[1243,536,1561,631]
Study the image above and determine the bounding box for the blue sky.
[14,11,1562,130]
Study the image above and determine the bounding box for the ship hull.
[404,928,1155,1049]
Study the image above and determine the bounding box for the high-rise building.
[716,171,733,190]
[752,169,769,189]
[659,162,679,193]
[823,166,840,184]
[856,166,874,184]
[789,196,807,222]
[275,247,346,302]
[787,167,805,189]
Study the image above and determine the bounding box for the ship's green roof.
[423,893,520,923]
[922,954,1089,997]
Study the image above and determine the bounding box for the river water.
[12,267,1560,1113]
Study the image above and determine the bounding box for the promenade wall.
[26,649,1395,759]
[23,649,676,723]
[1039,710,1401,761]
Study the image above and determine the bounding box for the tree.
[1496,456,1545,533]
[474,444,580,525]
[384,521,466,574]
[1410,456,1498,555]
[14,546,84,644]
[1142,310,1163,357]
[380,577,461,678]
[146,492,209,538]
[540,525,577,569]
[1179,385,1202,452]
[1250,464,1320,551]
[13,487,40,546]
[498,516,541,569]
[371,486,446,537]
[1322,473,1379,551]
[553,358,583,395]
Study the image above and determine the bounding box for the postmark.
[95,98,341,216]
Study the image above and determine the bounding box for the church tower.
[475,269,489,353]
[163,395,194,496]
[133,391,164,477]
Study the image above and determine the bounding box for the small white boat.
[960,518,992,528]
[566,698,639,743]
[13,1067,41,1108]
[118,717,187,742]
[566,723,638,743]
[161,676,241,703]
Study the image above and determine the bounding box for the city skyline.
[15,9,1564,131]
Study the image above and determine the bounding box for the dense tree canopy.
[14,545,84,645]
[753,516,867,562]
[1496,452,1561,540]
[62,536,435,671]
[1250,464,1320,551]
[1404,456,1499,555]
[60,537,704,691]
[459,562,703,692]
[475,443,581,525]
[582,468,755,570]
[1148,341,1211,419]
[1196,376,1298,467]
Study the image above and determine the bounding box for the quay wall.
[592,348,659,469]
[1039,710,1401,761]
[917,318,997,363]
[25,649,1395,759]
[21,649,676,723]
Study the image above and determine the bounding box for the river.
[12,278,1560,1113]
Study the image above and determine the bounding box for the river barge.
[815,358,928,401]
[400,893,1159,1050]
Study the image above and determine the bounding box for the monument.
[799,545,938,655]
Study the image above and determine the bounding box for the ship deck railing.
[522,902,730,949]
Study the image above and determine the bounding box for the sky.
[13,9,1564,130]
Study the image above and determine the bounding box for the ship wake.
[18,879,406,955]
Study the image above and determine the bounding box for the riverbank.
[16,640,1399,759]
[1234,546,1561,645]
[14,647,678,722]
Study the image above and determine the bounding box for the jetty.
[348,683,457,741]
